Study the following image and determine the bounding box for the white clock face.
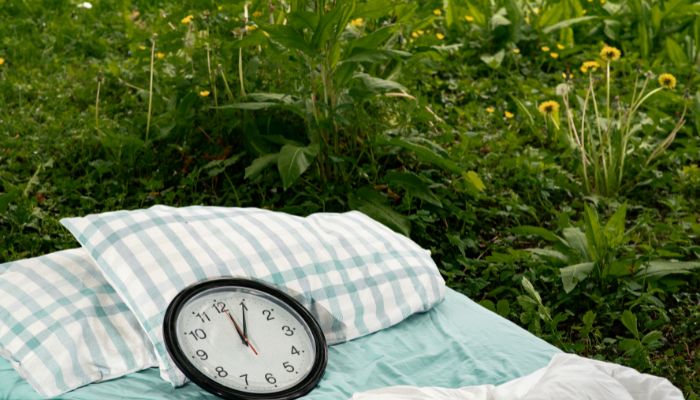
[173,286,317,394]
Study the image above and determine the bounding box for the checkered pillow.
[61,205,445,386]
[0,249,157,397]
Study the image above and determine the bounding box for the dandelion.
[600,45,621,62]
[0,57,4,66]
[411,31,420,38]
[350,17,364,27]
[246,24,258,31]
[541,46,550,52]
[556,43,565,50]
[435,32,445,40]
[252,10,263,18]
[486,106,495,113]
[580,60,600,73]
[550,52,559,59]
[156,52,165,60]
[465,15,474,22]
[417,29,425,35]
[433,9,442,16]
[512,48,520,54]
[199,90,210,97]
[658,73,677,89]
[538,100,559,115]
[181,14,194,24]
[504,111,514,119]
[562,71,574,80]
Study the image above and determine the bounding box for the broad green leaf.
[542,16,598,34]
[562,227,590,260]
[635,260,700,279]
[665,37,688,67]
[263,24,315,56]
[529,248,569,261]
[510,226,560,243]
[353,72,407,92]
[642,330,663,345]
[277,144,319,190]
[377,136,462,174]
[385,171,442,207]
[464,171,485,192]
[620,310,639,339]
[521,277,542,304]
[583,204,603,261]
[311,0,355,50]
[349,25,401,51]
[490,12,511,30]
[203,154,243,177]
[341,49,410,64]
[245,153,279,180]
[442,0,458,28]
[0,189,19,213]
[348,187,410,236]
[479,299,496,312]
[604,204,627,247]
[480,50,505,69]
[496,299,510,317]
[560,262,595,293]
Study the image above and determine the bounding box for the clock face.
[163,278,327,400]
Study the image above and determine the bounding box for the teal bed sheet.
[0,288,560,399]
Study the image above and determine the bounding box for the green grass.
[1,0,698,397]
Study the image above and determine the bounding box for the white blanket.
[350,353,683,400]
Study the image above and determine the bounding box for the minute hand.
[241,302,248,340]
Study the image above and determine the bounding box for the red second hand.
[226,312,259,356]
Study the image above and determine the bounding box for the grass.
[1,0,698,398]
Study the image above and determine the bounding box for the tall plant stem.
[95,75,102,132]
[146,37,156,142]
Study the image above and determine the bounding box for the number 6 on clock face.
[163,278,328,400]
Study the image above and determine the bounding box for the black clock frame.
[163,277,328,400]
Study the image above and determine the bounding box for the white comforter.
[351,353,684,400]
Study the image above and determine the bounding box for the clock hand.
[226,311,259,356]
[240,302,248,340]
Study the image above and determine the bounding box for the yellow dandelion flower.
[538,100,559,115]
[0,57,5,66]
[600,0,606,4]
[556,43,565,50]
[541,46,550,52]
[199,90,210,97]
[350,17,364,27]
[433,9,442,16]
[417,29,425,35]
[512,48,520,54]
[550,52,559,59]
[181,14,194,24]
[435,32,445,40]
[658,73,677,89]
[246,24,257,31]
[156,52,165,60]
[562,71,574,80]
[600,45,621,61]
[580,60,600,73]
[504,111,514,119]
[252,11,263,18]
[465,15,474,22]
[411,31,419,38]
[486,106,495,113]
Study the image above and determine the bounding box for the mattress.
[0,288,560,399]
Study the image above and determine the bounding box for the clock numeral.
[282,325,294,336]
[265,373,277,384]
[195,349,208,360]
[195,311,210,323]
[291,345,300,355]
[212,301,229,314]
[215,366,228,378]
[186,328,207,341]
[239,374,248,386]
[262,309,275,321]
[283,361,295,373]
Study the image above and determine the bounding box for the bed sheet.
[0,288,560,399]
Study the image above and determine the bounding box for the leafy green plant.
[558,45,687,196]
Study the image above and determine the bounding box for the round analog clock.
[163,278,328,400]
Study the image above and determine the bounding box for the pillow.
[61,205,445,386]
[0,248,157,398]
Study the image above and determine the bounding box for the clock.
[163,277,328,400]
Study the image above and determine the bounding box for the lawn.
[1,0,698,397]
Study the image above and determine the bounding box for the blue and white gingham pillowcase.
[61,205,446,386]
[0,248,157,398]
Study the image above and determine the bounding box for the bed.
[0,288,560,399]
